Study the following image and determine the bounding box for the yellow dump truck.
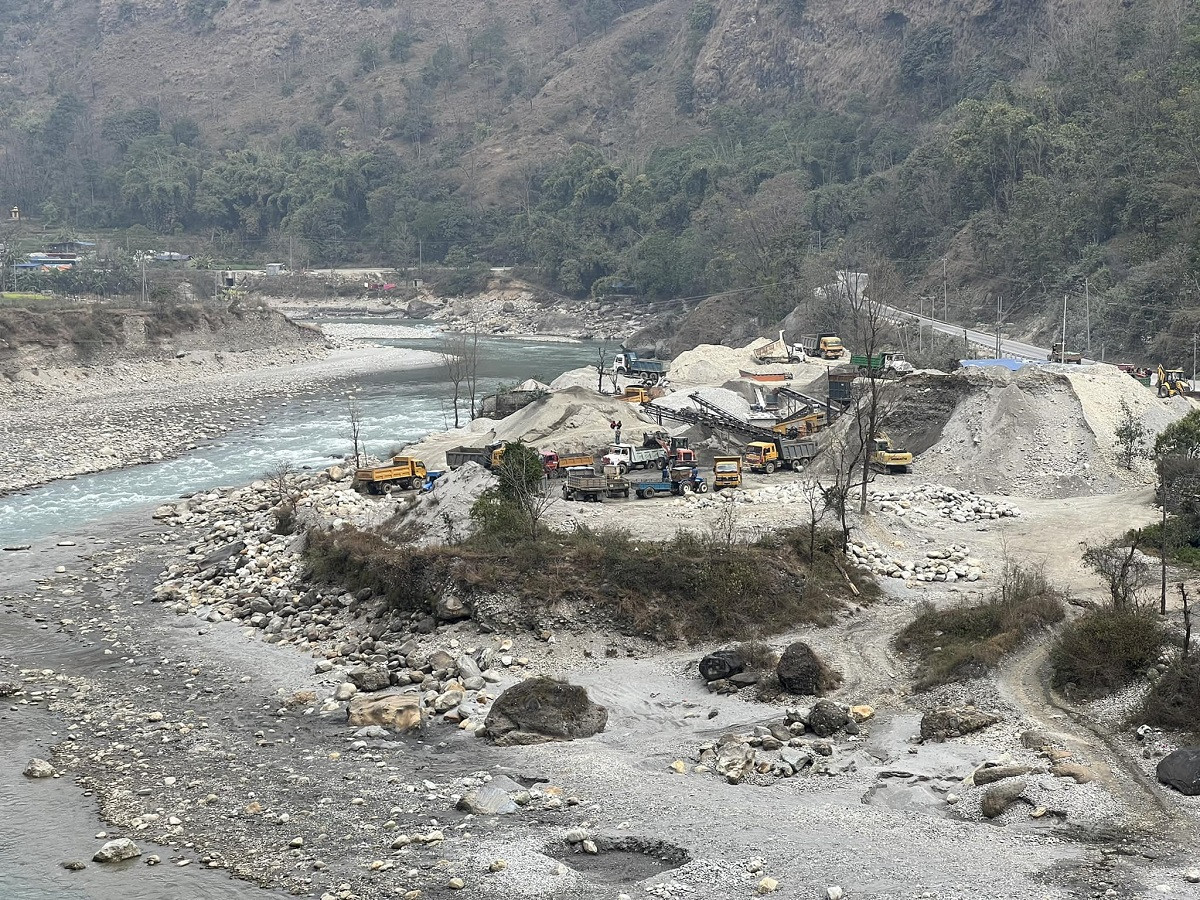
[870,435,912,474]
[713,456,743,489]
[354,456,428,494]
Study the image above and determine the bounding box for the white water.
[0,325,609,546]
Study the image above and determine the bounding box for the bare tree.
[708,498,741,548]
[464,326,482,420]
[1181,583,1193,661]
[839,257,907,513]
[347,395,364,467]
[799,479,828,563]
[596,347,607,393]
[1082,530,1153,610]
[492,442,558,541]
[817,433,868,553]
[441,337,468,428]
[264,460,299,504]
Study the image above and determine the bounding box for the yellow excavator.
[1157,365,1190,398]
[871,433,913,475]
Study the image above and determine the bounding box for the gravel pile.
[847,540,985,582]
[390,462,497,547]
[870,484,1022,523]
[919,367,1107,498]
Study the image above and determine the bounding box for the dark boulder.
[807,699,849,737]
[1157,748,1200,795]
[698,650,743,683]
[776,641,827,695]
[483,677,608,745]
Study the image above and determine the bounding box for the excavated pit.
[547,836,691,884]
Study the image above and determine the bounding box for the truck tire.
[641,487,656,499]
[563,488,572,500]
[681,483,693,495]
[399,478,412,490]
[382,483,395,494]
[764,461,776,474]
[622,489,630,499]
[618,463,629,475]
[698,481,709,493]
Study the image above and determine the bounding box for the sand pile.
[390,462,497,546]
[403,386,652,466]
[918,367,1113,498]
[669,343,756,385]
[1062,364,1187,477]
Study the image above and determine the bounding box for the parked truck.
[850,350,914,378]
[446,442,505,470]
[354,456,428,494]
[601,443,667,474]
[744,437,819,474]
[540,450,596,476]
[632,467,709,499]
[870,434,912,474]
[798,333,844,360]
[752,330,802,363]
[613,347,668,384]
[712,456,743,489]
[1049,342,1083,364]
[561,467,631,502]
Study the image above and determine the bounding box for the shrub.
[1141,659,1200,733]
[896,563,1065,690]
[1051,607,1164,697]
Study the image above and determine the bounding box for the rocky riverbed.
[0,345,442,498]
[4,472,1200,900]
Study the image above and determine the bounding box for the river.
[0,325,609,548]
[0,322,608,900]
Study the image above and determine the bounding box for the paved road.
[883,305,1094,363]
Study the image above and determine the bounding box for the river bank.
[0,344,444,499]
[1,472,1192,900]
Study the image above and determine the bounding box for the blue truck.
[614,347,668,384]
[632,467,709,499]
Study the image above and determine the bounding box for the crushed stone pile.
[390,462,498,547]
[1062,363,1187,475]
[668,343,758,385]
[848,540,985,583]
[918,367,1114,499]
[403,386,652,467]
[870,484,1021,523]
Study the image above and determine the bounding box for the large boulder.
[715,737,756,783]
[807,700,850,738]
[93,839,141,863]
[483,677,607,745]
[456,785,518,815]
[347,666,392,693]
[981,778,1027,819]
[699,649,743,683]
[22,758,55,778]
[1157,748,1200,795]
[347,693,425,733]
[776,642,828,695]
[920,706,1002,742]
[972,764,1031,786]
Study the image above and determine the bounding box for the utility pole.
[1193,332,1197,389]
[995,294,1002,359]
[141,254,147,305]
[942,258,948,323]
[1061,294,1068,363]
[918,295,923,353]
[1084,278,1091,353]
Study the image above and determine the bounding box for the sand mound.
[390,462,497,546]
[1061,364,1187,478]
[403,386,656,466]
[918,367,1112,498]
[669,343,757,385]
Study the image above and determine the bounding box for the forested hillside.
[1,0,1198,357]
